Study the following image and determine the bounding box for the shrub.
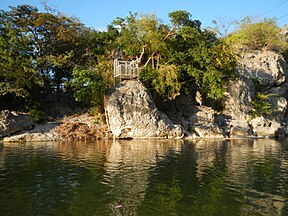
[250,92,274,117]
[225,17,287,52]
[29,109,45,123]
[71,66,107,108]
[140,65,181,99]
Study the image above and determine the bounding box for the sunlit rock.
[237,50,287,86]
[249,116,284,138]
[106,80,183,139]
[187,106,225,139]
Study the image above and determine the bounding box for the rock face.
[187,106,225,139]
[106,80,183,139]
[156,50,288,139]
[221,50,288,138]
[0,110,34,138]
[237,51,287,86]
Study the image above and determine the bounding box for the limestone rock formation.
[237,50,287,86]
[106,80,183,139]
[0,110,34,138]
[223,50,288,138]
[157,50,288,139]
[2,50,288,141]
[186,106,225,139]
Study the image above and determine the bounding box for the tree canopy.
[224,17,287,52]
[1,4,286,118]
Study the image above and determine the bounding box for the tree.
[168,12,236,101]
[225,17,287,52]
[0,7,39,98]
[71,66,107,108]
[0,5,98,112]
[109,10,236,102]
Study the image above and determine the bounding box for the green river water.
[0,138,287,216]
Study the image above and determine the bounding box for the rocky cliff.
[225,50,287,138]
[1,50,288,141]
[106,80,183,139]
[106,50,288,139]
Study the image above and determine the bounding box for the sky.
[1,0,288,32]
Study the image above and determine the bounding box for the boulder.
[0,110,34,138]
[3,122,58,143]
[106,80,183,139]
[237,51,287,86]
[249,116,284,138]
[187,106,225,139]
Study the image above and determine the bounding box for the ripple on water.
[0,140,288,215]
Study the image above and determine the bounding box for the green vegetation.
[250,92,275,117]
[225,17,287,52]
[112,10,237,101]
[1,4,287,118]
[71,66,107,108]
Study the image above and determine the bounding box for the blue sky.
[1,0,288,31]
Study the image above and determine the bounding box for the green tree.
[110,10,236,102]
[71,66,107,108]
[0,7,39,98]
[225,17,287,52]
[168,12,236,101]
[0,5,98,112]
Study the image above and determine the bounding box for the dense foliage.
[1,4,286,119]
[111,10,236,100]
[225,17,287,52]
[0,5,112,114]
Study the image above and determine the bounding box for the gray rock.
[3,122,58,143]
[237,51,287,86]
[223,77,254,121]
[264,85,288,122]
[249,116,284,137]
[187,106,226,139]
[0,110,34,138]
[220,77,255,137]
[106,80,183,139]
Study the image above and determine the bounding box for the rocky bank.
[105,50,288,139]
[106,80,183,139]
[1,50,288,142]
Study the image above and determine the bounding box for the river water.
[0,139,287,216]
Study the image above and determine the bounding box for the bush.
[29,109,44,123]
[71,66,107,108]
[250,92,274,117]
[140,65,181,99]
[225,17,287,52]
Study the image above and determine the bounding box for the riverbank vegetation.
[1,4,287,121]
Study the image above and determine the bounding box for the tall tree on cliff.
[110,10,236,102]
[111,12,182,99]
[167,10,236,101]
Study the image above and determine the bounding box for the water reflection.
[0,139,287,215]
[104,140,183,216]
